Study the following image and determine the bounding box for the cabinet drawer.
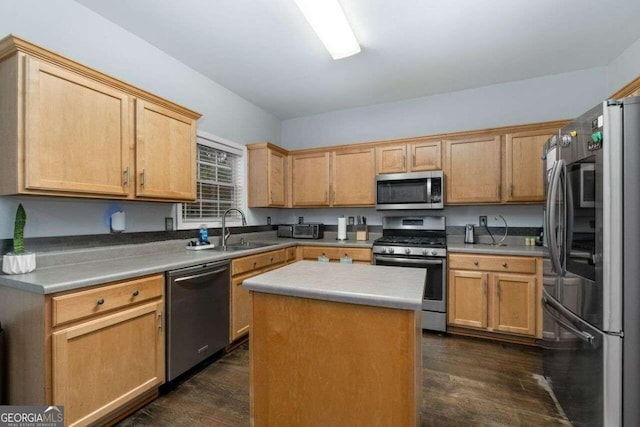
[52,274,164,327]
[232,249,286,276]
[301,246,372,262]
[449,253,536,274]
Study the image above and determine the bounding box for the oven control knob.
[381,248,387,254]
[404,248,411,255]
[388,247,394,254]
[430,249,437,256]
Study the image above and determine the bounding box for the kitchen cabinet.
[0,273,165,426]
[376,139,442,174]
[444,136,502,204]
[230,249,286,342]
[299,246,372,264]
[247,142,288,207]
[291,151,330,206]
[503,129,554,202]
[332,147,375,206]
[447,253,541,338]
[135,100,196,201]
[0,35,200,202]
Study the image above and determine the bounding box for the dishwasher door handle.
[173,267,228,283]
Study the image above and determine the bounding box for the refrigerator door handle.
[542,291,596,346]
[547,160,566,275]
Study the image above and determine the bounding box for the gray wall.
[607,36,640,95]
[280,67,610,227]
[0,0,281,238]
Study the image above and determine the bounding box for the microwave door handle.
[426,178,432,204]
[565,164,575,261]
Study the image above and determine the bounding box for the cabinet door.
[504,130,552,202]
[410,140,441,171]
[231,273,252,341]
[491,273,537,336]
[448,270,488,329]
[135,100,196,201]
[268,149,286,206]
[291,152,330,206]
[444,136,501,203]
[24,57,131,196]
[332,148,375,206]
[376,144,407,174]
[52,301,164,427]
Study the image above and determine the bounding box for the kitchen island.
[243,261,425,427]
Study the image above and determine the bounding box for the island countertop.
[242,260,426,310]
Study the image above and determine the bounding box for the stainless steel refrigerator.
[541,97,640,426]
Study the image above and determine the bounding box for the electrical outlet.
[479,216,487,227]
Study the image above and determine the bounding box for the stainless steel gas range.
[372,216,447,332]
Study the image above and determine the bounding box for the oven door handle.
[375,256,443,266]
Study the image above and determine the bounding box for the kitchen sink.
[213,242,276,252]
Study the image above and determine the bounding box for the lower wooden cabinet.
[447,253,541,338]
[52,300,164,426]
[230,249,287,342]
[0,274,165,426]
[299,245,372,264]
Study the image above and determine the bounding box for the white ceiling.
[75,0,640,119]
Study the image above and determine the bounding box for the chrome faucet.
[221,208,247,249]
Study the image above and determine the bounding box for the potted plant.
[2,204,36,274]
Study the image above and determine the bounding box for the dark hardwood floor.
[117,332,569,426]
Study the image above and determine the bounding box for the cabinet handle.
[253,261,257,268]
[496,282,500,298]
[123,167,130,186]
[132,290,139,297]
[473,261,479,266]
[509,184,513,198]
[97,298,104,305]
[140,169,146,188]
[270,257,274,263]
[482,279,487,295]
[158,312,163,331]
[502,262,508,268]
[270,191,273,202]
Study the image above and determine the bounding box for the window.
[176,131,245,230]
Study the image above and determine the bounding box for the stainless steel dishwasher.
[166,260,230,382]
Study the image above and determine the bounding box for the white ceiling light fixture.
[294,0,361,60]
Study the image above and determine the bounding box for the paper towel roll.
[111,211,126,233]
[338,216,347,240]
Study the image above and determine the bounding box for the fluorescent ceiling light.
[294,0,361,60]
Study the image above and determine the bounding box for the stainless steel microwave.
[375,171,444,210]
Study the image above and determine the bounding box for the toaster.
[277,224,294,238]
[293,223,324,239]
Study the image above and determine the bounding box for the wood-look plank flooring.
[117,332,569,426]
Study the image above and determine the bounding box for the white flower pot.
[2,252,36,275]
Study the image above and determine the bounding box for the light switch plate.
[479,216,487,227]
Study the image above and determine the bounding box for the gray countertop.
[0,231,544,295]
[0,236,376,295]
[447,242,545,257]
[243,260,425,310]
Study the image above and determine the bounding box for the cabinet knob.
[132,290,139,297]
[97,298,105,305]
[270,257,274,263]
[253,261,257,267]
[502,263,508,268]
[473,261,479,266]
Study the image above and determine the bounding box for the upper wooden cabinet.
[291,151,331,206]
[376,139,441,174]
[135,100,196,200]
[444,136,502,204]
[0,35,200,202]
[503,129,553,203]
[247,142,288,207]
[332,147,375,206]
